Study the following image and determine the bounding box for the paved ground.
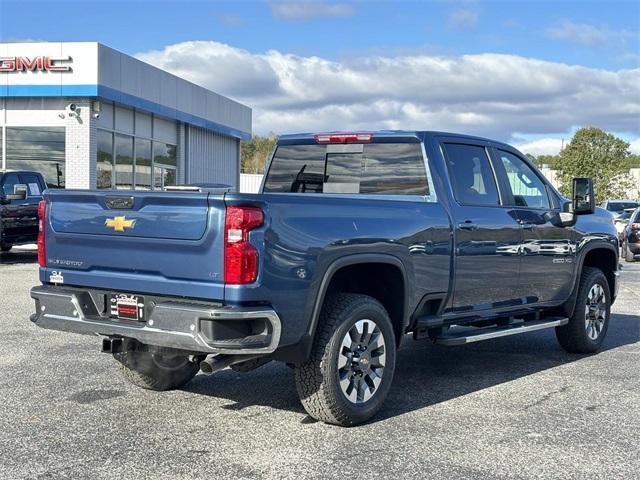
[0,246,638,479]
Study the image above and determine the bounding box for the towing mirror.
[6,184,28,201]
[572,177,595,215]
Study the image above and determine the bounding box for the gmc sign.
[0,56,73,73]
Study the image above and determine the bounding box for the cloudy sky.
[2,0,639,155]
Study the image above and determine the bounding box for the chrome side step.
[434,317,569,346]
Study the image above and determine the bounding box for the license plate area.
[110,294,145,322]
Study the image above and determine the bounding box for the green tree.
[557,127,634,203]
[241,134,277,173]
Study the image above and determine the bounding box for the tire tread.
[556,266,610,354]
[295,293,393,426]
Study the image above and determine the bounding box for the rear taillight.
[224,205,264,284]
[37,200,47,267]
[631,223,640,231]
[314,132,373,144]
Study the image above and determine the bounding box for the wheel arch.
[307,254,409,350]
[564,241,619,316]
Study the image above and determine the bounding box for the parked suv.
[622,207,640,262]
[30,131,619,426]
[0,170,47,252]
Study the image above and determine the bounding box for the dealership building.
[0,42,251,190]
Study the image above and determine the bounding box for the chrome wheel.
[337,319,386,404]
[584,284,607,340]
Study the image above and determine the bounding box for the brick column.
[64,100,97,189]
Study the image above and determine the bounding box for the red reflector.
[37,200,47,267]
[224,205,264,284]
[314,132,373,144]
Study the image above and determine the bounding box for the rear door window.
[263,142,429,196]
[443,143,500,206]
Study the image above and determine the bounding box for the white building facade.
[0,42,251,190]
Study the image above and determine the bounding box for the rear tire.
[113,350,199,391]
[0,243,12,252]
[556,267,611,354]
[295,294,396,426]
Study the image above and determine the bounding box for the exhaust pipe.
[199,354,262,375]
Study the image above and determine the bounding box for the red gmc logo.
[0,56,73,73]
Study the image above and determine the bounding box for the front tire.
[0,243,12,252]
[113,350,199,391]
[556,267,611,354]
[295,294,396,426]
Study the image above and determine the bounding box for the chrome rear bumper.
[30,285,281,355]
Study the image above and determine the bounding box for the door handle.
[519,220,536,230]
[458,221,478,231]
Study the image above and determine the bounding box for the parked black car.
[0,170,47,252]
[622,207,640,262]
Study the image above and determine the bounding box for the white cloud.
[629,138,640,155]
[270,2,354,21]
[448,8,479,29]
[546,20,634,47]
[514,138,565,156]
[136,41,640,142]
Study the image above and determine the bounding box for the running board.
[434,318,569,346]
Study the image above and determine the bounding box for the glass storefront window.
[153,142,177,167]
[97,114,178,191]
[97,130,113,189]
[115,134,134,190]
[154,166,176,190]
[5,127,65,188]
[134,138,152,190]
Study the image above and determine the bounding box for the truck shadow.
[183,312,640,425]
[0,248,38,265]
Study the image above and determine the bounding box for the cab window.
[498,150,550,209]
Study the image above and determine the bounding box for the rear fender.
[303,253,409,354]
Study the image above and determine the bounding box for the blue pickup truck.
[30,131,619,426]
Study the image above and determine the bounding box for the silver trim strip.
[436,318,569,346]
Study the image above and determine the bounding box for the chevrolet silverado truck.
[1,170,47,252]
[30,131,619,426]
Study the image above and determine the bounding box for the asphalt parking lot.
[1,246,638,480]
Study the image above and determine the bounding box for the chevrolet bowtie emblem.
[105,216,136,232]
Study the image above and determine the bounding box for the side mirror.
[5,184,28,201]
[572,177,595,215]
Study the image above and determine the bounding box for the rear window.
[19,173,43,196]
[606,202,638,213]
[263,143,429,196]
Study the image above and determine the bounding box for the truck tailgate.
[42,190,226,300]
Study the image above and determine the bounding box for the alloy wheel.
[584,283,607,340]
[337,319,386,404]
